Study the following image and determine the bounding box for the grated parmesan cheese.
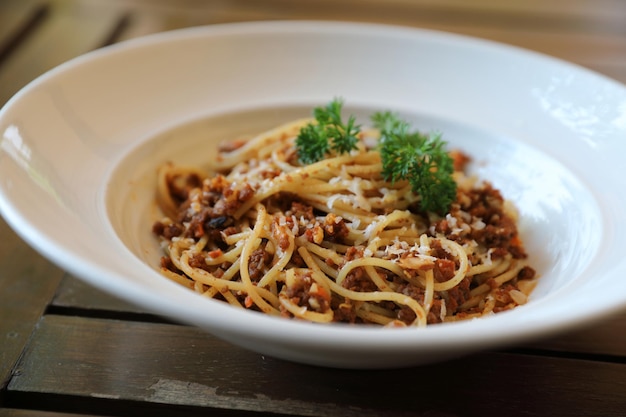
[471,219,486,230]
[509,289,528,305]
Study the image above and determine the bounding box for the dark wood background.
[1,1,625,416]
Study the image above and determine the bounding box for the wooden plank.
[0,410,101,417]
[0,2,128,106]
[232,0,626,35]
[106,1,626,84]
[0,220,65,389]
[0,1,48,66]
[74,0,626,34]
[51,275,148,315]
[7,315,626,417]
[105,8,211,43]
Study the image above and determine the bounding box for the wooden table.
[1,1,625,416]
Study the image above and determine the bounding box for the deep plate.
[1,21,625,368]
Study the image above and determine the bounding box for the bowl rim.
[1,20,626,366]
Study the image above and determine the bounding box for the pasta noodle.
[152,117,537,327]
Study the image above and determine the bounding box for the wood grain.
[0,410,100,417]
[7,315,626,417]
[50,276,149,315]
[0,1,126,105]
[0,219,65,389]
[0,1,49,67]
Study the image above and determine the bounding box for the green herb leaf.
[372,111,456,214]
[296,98,360,163]
[296,101,457,214]
[295,123,330,165]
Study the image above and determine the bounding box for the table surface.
[1,1,626,416]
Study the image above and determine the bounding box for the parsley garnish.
[295,99,457,214]
[296,98,360,164]
[372,111,456,214]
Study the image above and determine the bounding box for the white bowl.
[1,21,625,369]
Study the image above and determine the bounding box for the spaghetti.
[152,117,537,327]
